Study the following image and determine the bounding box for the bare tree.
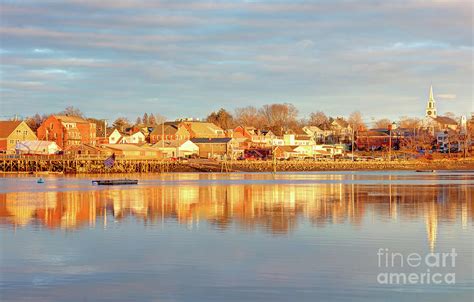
[348,111,366,131]
[113,117,131,132]
[148,113,157,125]
[142,113,149,125]
[154,113,167,125]
[399,117,421,129]
[234,106,263,128]
[207,108,235,129]
[135,117,142,125]
[259,103,298,135]
[58,106,83,117]
[309,111,329,127]
[374,118,391,129]
[25,113,47,131]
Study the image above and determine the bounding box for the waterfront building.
[0,120,37,154]
[191,137,233,158]
[152,139,199,158]
[15,140,60,155]
[120,130,146,144]
[37,115,96,149]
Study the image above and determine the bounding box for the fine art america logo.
[376,248,457,285]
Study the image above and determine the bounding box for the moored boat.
[92,179,138,185]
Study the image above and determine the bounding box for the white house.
[153,139,199,158]
[313,144,345,158]
[108,129,122,144]
[16,141,61,155]
[121,131,146,144]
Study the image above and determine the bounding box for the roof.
[54,115,90,123]
[183,121,224,136]
[275,145,297,152]
[432,116,457,125]
[150,123,180,136]
[358,130,389,137]
[191,137,232,144]
[153,139,193,148]
[100,144,160,152]
[0,121,22,138]
[16,140,60,150]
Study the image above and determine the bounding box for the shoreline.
[1,158,473,174]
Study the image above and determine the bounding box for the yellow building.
[0,121,38,154]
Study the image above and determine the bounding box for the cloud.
[0,0,472,119]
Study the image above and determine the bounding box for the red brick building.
[37,115,96,149]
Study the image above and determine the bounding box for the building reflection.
[0,181,472,250]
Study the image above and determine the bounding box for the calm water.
[0,171,473,302]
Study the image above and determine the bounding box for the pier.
[1,156,473,174]
[0,155,184,174]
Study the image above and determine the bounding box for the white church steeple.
[425,85,437,118]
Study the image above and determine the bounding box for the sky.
[0,0,472,123]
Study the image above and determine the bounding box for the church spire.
[425,85,437,118]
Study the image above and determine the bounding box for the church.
[422,85,458,134]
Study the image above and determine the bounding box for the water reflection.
[1,179,472,251]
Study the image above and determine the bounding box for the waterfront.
[0,171,473,301]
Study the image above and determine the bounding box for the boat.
[415,170,434,173]
[37,178,45,184]
[92,179,138,185]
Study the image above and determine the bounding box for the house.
[424,116,458,134]
[0,121,38,154]
[100,144,163,159]
[64,144,104,156]
[15,141,60,155]
[331,118,353,143]
[356,130,392,151]
[181,121,225,138]
[152,139,199,158]
[121,131,146,144]
[191,137,233,158]
[37,115,96,149]
[107,129,122,144]
[436,130,461,153]
[283,134,314,146]
[302,126,333,143]
[274,145,298,159]
[149,122,190,143]
[313,144,346,158]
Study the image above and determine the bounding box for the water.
[0,171,473,301]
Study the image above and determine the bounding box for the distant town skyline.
[0,0,472,121]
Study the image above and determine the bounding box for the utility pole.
[351,125,355,161]
[388,124,392,161]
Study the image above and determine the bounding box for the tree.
[348,111,366,131]
[259,103,298,135]
[309,111,329,127]
[113,117,130,132]
[25,113,47,132]
[58,106,83,117]
[154,113,167,125]
[142,113,149,125]
[374,118,391,129]
[207,108,235,129]
[234,106,263,128]
[148,113,157,125]
[399,117,421,129]
[135,117,142,125]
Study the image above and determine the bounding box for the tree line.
[22,104,460,136]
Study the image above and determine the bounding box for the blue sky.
[0,0,472,122]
